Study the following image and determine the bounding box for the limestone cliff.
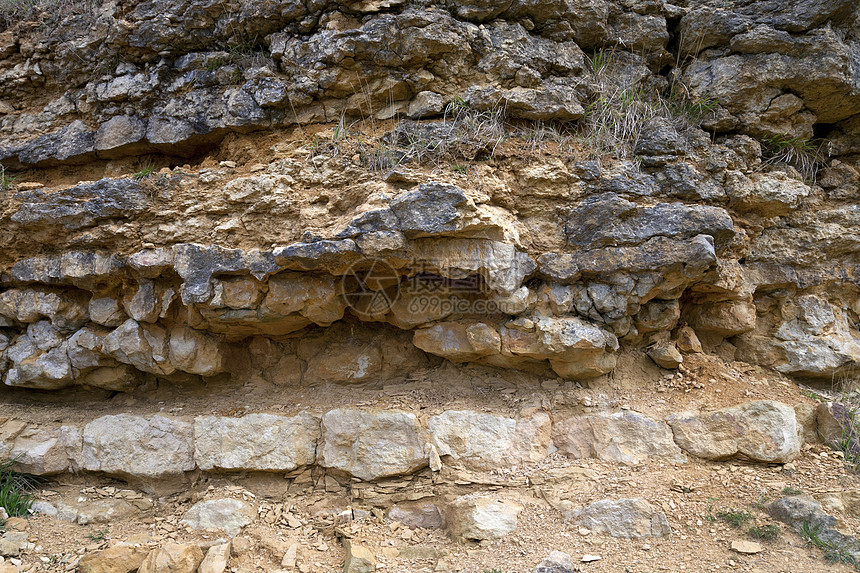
[1,0,858,394]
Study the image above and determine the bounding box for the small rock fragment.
[731,540,762,554]
[198,541,231,573]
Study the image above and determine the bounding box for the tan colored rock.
[728,171,811,217]
[686,300,756,336]
[413,322,500,363]
[553,411,687,465]
[794,402,818,444]
[303,341,383,384]
[263,272,345,325]
[428,410,550,470]
[447,495,522,541]
[194,412,319,471]
[78,543,150,573]
[387,290,457,329]
[138,543,203,573]
[502,316,618,379]
[6,424,82,475]
[816,401,846,444]
[344,540,376,573]
[167,325,225,376]
[198,541,231,573]
[647,342,682,369]
[668,400,801,463]
[212,277,263,309]
[675,325,703,353]
[319,409,428,480]
[731,540,762,554]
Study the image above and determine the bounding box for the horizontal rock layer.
[0,400,806,482]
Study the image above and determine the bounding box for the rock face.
[667,400,801,463]
[318,409,428,481]
[0,398,814,484]
[428,410,551,470]
[193,413,319,472]
[82,415,195,479]
[0,0,859,536]
[567,498,671,538]
[553,411,686,465]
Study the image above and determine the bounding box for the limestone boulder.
[319,409,428,480]
[413,322,501,363]
[88,297,126,327]
[428,410,551,470]
[343,541,376,573]
[567,498,671,538]
[668,400,801,463]
[685,300,757,337]
[303,341,383,384]
[6,424,82,475]
[446,495,522,541]
[193,413,319,471]
[263,272,345,325]
[198,542,231,573]
[727,171,811,216]
[82,415,195,479]
[3,334,75,389]
[102,319,175,376]
[181,499,255,537]
[139,543,204,573]
[502,316,619,379]
[553,411,686,465]
[78,543,150,573]
[771,295,860,379]
[167,326,225,376]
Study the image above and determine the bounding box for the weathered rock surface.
[138,543,204,573]
[198,542,231,573]
[82,415,195,479]
[668,400,801,463]
[343,541,377,573]
[428,410,551,470]
[181,499,255,537]
[193,413,319,472]
[567,498,671,538]
[447,495,522,541]
[319,409,428,480]
[769,495,860,561]
[78,543,150,573]
[553,411,686,465]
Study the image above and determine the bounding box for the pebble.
[731,540,762,554]
[581,554,602,562]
